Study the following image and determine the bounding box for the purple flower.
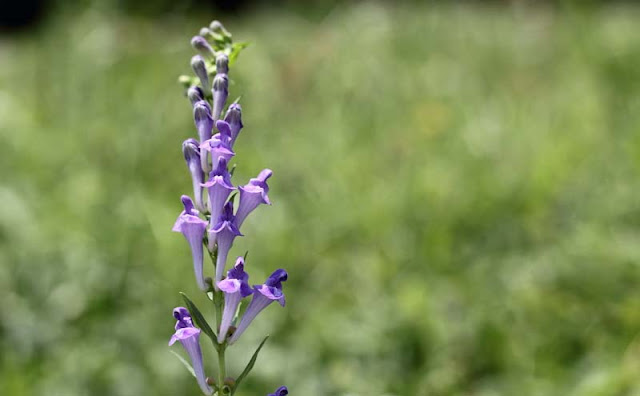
[188,86,204,105]
[268,386,288,396]
[235,169,272,228]
[224,103,243,147]
[212,73,229,121]
[193,100,214,173]
[182,139,205,213]
[172,196,209,291]
[228,269,288,344]
[191,55,210,95]
[210,202,243,288]
[169,308,213,395]
[191,35,215,59]
[201,158,234,236]
[200,128,235,169]
[216,257,252,343]
[216,53,229,74]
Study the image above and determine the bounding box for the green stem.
[217,344,226,393]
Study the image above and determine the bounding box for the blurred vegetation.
[1,2,640,395]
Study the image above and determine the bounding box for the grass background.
[1,2,640,395]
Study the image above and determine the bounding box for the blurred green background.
[1,1,640,395]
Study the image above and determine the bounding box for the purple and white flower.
[210,202,243,288]
[172,196,209,291]
[228,269,288,344]
[216,257,253,343]
[169,307,213,395]
[201,157,235,237]
[235,169,272,228]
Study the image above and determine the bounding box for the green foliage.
[1,2,640,396]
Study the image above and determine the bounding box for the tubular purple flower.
[191,35,215,59]
[235,169,273,228]
[268,386,289,396]
[191,55,210,96]
[182,139,205,213]
[212,73,229,121]
[169,308,213,395]
[193,100,214,173]
[216,53,229,74]
[188,86,205,105]
[202,158,234,237]
[228,269,288,344]
[216,257,252,343]
[224,103,243,146]
[210,202,243,288]
[172,196,209,291]
[200,132,234,168]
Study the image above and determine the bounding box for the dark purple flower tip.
[194,100,212,123]
[224,104,243,126]
[215,120,232,140]
[268,386,288,396]
[201,157,234,189]
[266,268,288,287]
[191,36,215,57]
[180,195,198,216]
[212,202,243,237]
[219,257,252,296]
[187,86,204,105]
[173,307,194,330]
[182,139,201,162]
[255,269,288,306]
[213,73,229,92]
[216,53,229,74]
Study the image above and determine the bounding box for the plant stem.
[217,344,226,393]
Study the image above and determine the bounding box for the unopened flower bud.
[188,86,204,105]
[209,20,230,37]
[191,55,210,95]
[191,36,215,58]
[215,53,229,74]
[199,27,212,37]
[212,73,229,121]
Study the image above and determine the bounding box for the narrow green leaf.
[231,335,269,395]
[169,350,196,378]
[180,292,219,350]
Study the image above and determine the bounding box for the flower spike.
[217,257,252,343]
[228,269,288,344]
[172,196,209,291]
[169,308,213,395]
